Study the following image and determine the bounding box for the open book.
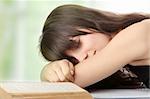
[0,81,93,99]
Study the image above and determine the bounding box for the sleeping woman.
[39,4,150,89]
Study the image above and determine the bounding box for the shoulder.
[123,19,150,33]
[117,19,150,60]
[139,19,150,33]
[118,19,150,42]
[124,19,150,30]
[141,19,150,35]
[130,19,150,34]
[110,19,149,61]
[141,19,150,23]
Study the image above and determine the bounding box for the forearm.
[72,21,149,88]
[73,49,128,88]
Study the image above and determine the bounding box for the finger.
[68,61,75,75]
[47,70,60,82]
[63,62,75,82]
[60,60,70,76]
[55,60,70,82]
[60,60,74,82]
[55,67,66,82]
[63,59,74,72]
[64,60,75,81]
[41,63,52,81]
[59,66,74,82]
[66,72,75,82]
[63,77,70,82]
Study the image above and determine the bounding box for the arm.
[73,19,150,88]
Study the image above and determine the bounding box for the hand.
[41,59,75,82]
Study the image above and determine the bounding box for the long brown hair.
[40,4,149,65]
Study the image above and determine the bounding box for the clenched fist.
[41,59,75,82]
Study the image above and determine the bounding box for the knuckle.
[61,77,66,81]
[64,71,70,77]
[61,59,69,64]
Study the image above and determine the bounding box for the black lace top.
[85,64,150,91]
[129,65,149,88]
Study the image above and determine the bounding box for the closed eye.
[84,50,96,60]
[84,54,88,60]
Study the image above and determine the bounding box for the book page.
[0,81,85,94]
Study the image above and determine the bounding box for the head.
[40,4,149,65]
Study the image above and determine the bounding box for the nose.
[76,53,87,62]
[87,50,96,57]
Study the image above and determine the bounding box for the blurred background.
[0,0,149,81]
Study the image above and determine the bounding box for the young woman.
[40,4,150,89]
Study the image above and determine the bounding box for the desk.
[91,89,150,99]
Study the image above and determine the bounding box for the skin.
[41,19,150,88]
[66,28,113,62]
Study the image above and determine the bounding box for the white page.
[0,81,84,94]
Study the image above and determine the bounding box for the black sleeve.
[85,66,147,92]
[129,65,150,88]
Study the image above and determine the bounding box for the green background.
[0,0,149,81]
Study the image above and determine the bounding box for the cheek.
[81,38,94,51]
[88,34,110,51]
[97,38,110,50]
[80,33,110,53]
